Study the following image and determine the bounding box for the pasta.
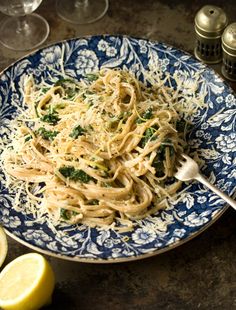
[1,68,205,231]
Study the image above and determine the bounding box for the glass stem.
[16,16,29,35]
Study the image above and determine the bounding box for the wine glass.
[56,0,109,24]
[0,0,49,51]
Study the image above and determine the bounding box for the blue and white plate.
[0,35,235,262]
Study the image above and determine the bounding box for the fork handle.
[195,173,236,210]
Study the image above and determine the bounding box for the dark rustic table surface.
[0,1,235,309]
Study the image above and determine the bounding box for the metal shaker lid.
[195,5,228,38]
[222,23,236,55]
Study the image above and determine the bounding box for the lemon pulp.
[0,252,55,310]
[0,226,8,268]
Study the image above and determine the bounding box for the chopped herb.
[152,156,164,177]
[136,108,153,123]
[143,108,153,119]
[54,78,78,99]
[54,78,76,87]
[59,166,93,183]
[69,124,86,139]
[37,127,59,141]
[40,111,60,125]
[152,139,175,177]
[60,208,71,220]
[85,73,98,81]
[67,89,76,99]
[58,166,75,178]
[41,87,50,93]
[60,208,78,220]
[139,126,157,148]
[24,135,32,142]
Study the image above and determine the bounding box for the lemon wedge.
[0,252,55,310]
[0,226,8,268]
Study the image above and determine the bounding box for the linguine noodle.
[1,68,205,231]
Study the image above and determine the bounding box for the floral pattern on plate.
[0,35,235,262]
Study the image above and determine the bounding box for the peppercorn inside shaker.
[222,23,236,81]
[194,5,228,64]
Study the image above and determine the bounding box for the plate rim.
[3,205,229,263]
[1,34,235,93]
[0,34,235,263]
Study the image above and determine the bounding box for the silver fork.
[175,154,236,210]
